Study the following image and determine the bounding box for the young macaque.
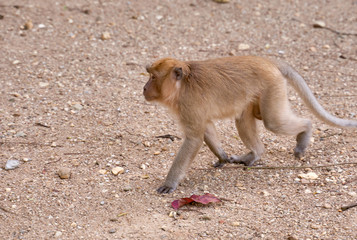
[143,56,357,194]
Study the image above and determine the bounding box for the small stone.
[71,159,80,166]
[5,159,20,170]
[15,131,26,137]
[100,201,105,205]
[38,23,46,29]
[71,222,77,228]
[12,60,20,65]
[39,82,49,87]
[169,211,177,218]
[140,164,146,170]
[109,229,116,234]
[10,92,21,98]
[23,158,32,162]
[101,32,111,40]
[141,174,149,179]
[313,20,326,28]
[310,224,320,229]
[304,189,312,194]
[24,20,33,30]
[51,142,57,147]
[72,103,83,111]
[143,141,151,147]
[98,169,108,175]
[54,231,62,237]
[323,203,332,209]
[310,47,317,52]
[58,167,71,179]
[123,186,132,192]
[5,188,11,192]
[261,190,270,196]
[348,192,357,197]
[298,172,318,180]
[238,43,250,50]
[154,151,160,155]
[231,221,240,226]
[111,167,124,175]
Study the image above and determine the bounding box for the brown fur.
[143,56,357,194]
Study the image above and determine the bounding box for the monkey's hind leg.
[204,121,230,168]
[260,87,312,159]
[230,107,265,166]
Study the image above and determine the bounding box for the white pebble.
[5,159,20,170]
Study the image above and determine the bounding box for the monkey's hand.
[157,184,177,194]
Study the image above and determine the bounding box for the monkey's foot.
[229,152,259,166]
[157,185,176,194]
[293,147,305,159]
[213,160,228,168]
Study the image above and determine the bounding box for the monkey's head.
[143,58,189,106]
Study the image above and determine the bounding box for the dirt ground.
[1,0,357,239]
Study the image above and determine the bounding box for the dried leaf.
[171,193,221,209]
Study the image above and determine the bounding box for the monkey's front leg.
[157,136,203,194]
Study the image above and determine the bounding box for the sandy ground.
[1,0,357,239]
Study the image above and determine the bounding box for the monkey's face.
[143,68,161,102]
[143,58,186,103]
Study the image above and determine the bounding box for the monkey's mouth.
[144,94,155,101]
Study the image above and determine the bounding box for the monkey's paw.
[157,185,176,194]
[213,161,226,168]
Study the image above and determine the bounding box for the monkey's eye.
[151,75,156,80]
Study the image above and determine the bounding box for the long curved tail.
[275,60,357,128]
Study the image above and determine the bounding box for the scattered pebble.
[261,190,270,196]
[15,131,26,137]
[123,186,132,191]
[5,159,20,170]
[101,32,111,40]
[57,167,71,179]
[312,20,326,28]
[72,103,83,111]
[109,229,116,234]
[98,169,108,175]
[111,167,124,175]
[140,164,146,170]
[231,222,240,226]
[310,224,320,229]
[298,172,318,180]
[39,82,49,87]
[238,43,250,50]
[38,23,46,29]
[323,203,332,209]
[12,60,20,65]
[24,20,33,30]
[54,231,62,237]
[348,192,357,197]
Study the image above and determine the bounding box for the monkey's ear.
[173,67,183,81]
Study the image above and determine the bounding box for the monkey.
[143,56,357,194]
